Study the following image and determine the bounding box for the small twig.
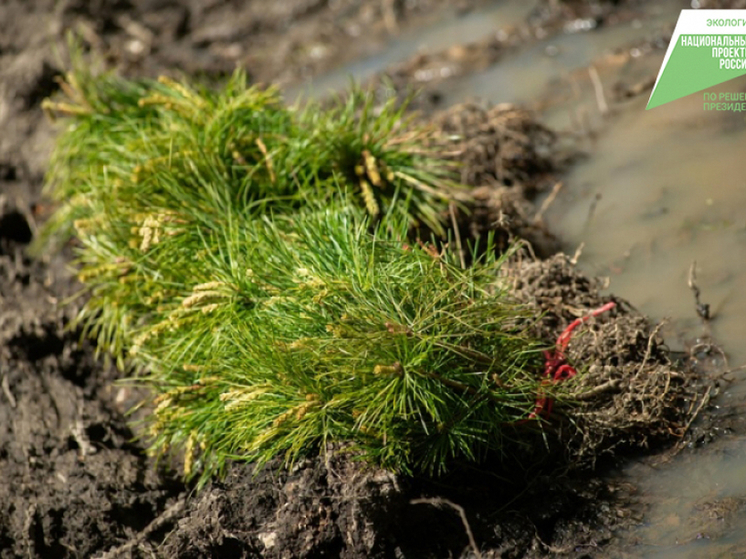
[411,498,482,559]
[95,497,186,559]
[586,192,602,226]
[449,202,466,269]
[569,378,622,401]
[588,65,609,115]
[688,261,710,321]
[533,181,563,224]
[570,242,584,265]
[2,374,16,408]
[637,321,666,375]
[669,385,713,458]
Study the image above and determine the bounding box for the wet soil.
[0,1,718,558]
[0,217,180,557]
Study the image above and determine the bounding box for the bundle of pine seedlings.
[39,63,579,485]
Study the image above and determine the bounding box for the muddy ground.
[0,1,722,558]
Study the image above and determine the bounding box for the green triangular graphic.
[647,36,746,110]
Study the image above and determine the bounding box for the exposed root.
[94,497,186,559]
[411,498,482,559]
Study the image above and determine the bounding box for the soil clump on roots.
[511,255,706,463]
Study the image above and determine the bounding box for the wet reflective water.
[302,1,746,555]
[624,432,746,558]
[287,0,534,100]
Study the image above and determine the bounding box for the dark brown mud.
[0,1,716,557]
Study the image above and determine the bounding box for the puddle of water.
[623,434,746,558]
[540,59,746,557]
[285,0,534,100]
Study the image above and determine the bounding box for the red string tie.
[529,301,617,419]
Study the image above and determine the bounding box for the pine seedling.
[36,64,462,362]
[117,207,548,483]
[39,63,460,253]
[38,62,563,484]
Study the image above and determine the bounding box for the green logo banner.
[647,10,746,109]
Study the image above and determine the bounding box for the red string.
[528,301,616,420]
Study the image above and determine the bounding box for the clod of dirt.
[435,102,560,195]
[511,254,709,463]
[162,452,403,559]
[432,102,563,257]
[468,184,559,257]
